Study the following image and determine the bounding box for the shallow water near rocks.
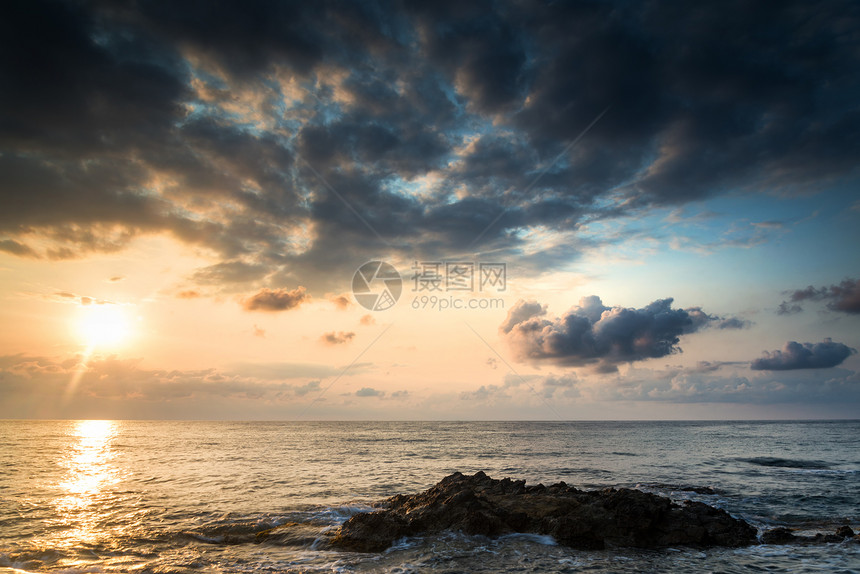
[1,420,858,572]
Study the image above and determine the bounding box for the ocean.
[1,420,858,573]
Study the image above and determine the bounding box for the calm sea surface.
[1,420,859,573]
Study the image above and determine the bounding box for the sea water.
[1,420,858,573]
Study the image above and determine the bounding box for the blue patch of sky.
[582,186,859,310]
[380,176,424,200]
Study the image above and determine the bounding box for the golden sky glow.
[0,1,858,420]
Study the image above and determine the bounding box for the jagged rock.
[761,527,798,544]
[330,471,758,552]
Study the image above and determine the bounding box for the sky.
[1,0,858,420]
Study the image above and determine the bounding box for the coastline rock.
[760,526,799,544]
[330,471,757,552]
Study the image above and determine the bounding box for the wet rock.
[761,527,798,544]
[330,471,757,552]
[836,525,855,538]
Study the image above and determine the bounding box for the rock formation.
[330,471,758,552]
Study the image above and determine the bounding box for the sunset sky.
[1,0,858,419]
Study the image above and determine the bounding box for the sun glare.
[77,304,133,349]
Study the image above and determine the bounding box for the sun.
[76,304,133,349]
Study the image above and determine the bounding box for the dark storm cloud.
[519,0,860,204]
[0,1,189,155]
[131,0,330,79]
[0,154,165,231]
[241,287,308,311]
[410,0,528,114]
[2,0,858,289]
[296,118,450,177]
[500,296,734,366]
[779,279,860,315]
[751,339,857,371]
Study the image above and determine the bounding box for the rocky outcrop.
[330,471,758,552]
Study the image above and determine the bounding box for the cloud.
[0,239,37,257]
[588,364,860,405]
[777,301,803,315]
[0,0,856,291]
[329,294,351,309]
[52,291,112,306]
[320,331,355,345]
[458,372,579,402]
[0,355,332,409]
[500,296,731,367]
[779,279,860,315]
[242,287,308,312]
[460,384,509,402]
[689,361,743,373]
[355,386,384,397]
[713,317,752,330]
[192,260,270,285]
[359,314,375,326]
[176,289,202,299]
[541,374,580,398]
[294,380,321,397]
[751,338,857,370]
[499,300,548,333]
[229,361,353,379]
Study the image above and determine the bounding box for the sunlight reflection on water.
[52,420,122,547]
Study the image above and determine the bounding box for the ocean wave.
[497,533,558,546]
[0,548,68,573]
[179,505,376,547]
[637,483,720,495]
[737,457,832,470]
